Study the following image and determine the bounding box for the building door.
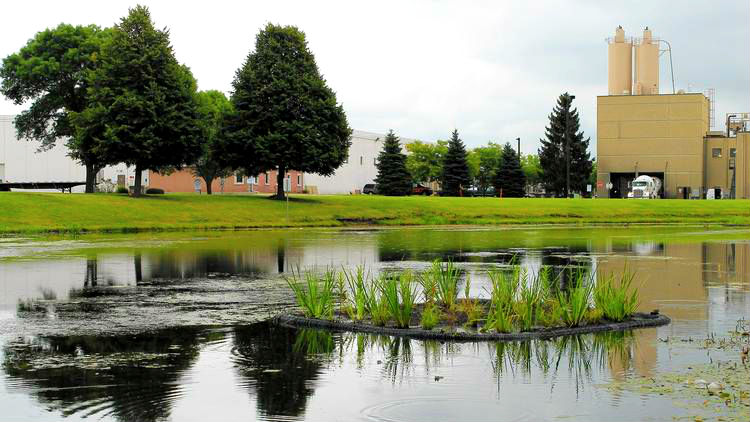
[0,163,5,182]
[117,174,126,187]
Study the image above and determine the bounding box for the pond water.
[0,226,748,421]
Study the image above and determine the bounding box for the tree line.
[375,93,594,197]
[0,5,350,198]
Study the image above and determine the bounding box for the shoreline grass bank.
[1,192,750,234]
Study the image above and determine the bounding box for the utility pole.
[565,95,576,198]
[516,137,521,159]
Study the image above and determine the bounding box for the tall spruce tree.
[220,24,351,200]
[492,143,526,197]
[441,129,471,196]
[0,24,111,193]
[75,5,201,196]
[538,93,593,197]
[374,130,411,196]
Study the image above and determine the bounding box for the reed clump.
[285,262,642,333]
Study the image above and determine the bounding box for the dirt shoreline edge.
[274,312,671,342]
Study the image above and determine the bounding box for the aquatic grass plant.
[594,269,639,322]
[421,260,461,310]
[368,286,391,326]
[284,262,644,332]
[459,275,484,327]
[516,269,545,331]
[557,268,595,327]
[485,299,515,333]
[484,266,522,333]
[420,303,440,330]
[382,271,418,328]
[343,266,371,321]
[285,268,336,319]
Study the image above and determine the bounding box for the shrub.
[420,303,440,330]
[285,268,336,319]
[146,187,165,194]
[116,186,129,194]
[594,270,639,322]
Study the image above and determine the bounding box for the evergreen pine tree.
[493,143,526,197]
[538,93,593,197]
[441,129,471,196]
[374,130,412,196]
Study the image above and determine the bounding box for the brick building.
[149,168,305,194]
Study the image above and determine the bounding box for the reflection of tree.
[84,257,98,287]
[2,327,204,422]
[147,251,264,280]
[232,323,325,419]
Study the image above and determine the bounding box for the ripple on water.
[360,397,532,422]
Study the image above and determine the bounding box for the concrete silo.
[634,27,659,95]
[607,26,633,95]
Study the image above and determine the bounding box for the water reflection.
[2,327,205,421]
[231,324,325,419]
[3,229,749,311]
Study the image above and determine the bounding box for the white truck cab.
[627,175,662,199]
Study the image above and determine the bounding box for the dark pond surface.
[1,226,749,421]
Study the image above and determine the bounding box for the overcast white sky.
[1,0,748,154]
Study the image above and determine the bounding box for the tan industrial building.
[596,27,750,199]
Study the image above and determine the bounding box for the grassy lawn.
[1,192,749,234]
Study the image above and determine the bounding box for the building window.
[730,148,737,158]
[235,173,243,184]
[360,156,363,165]
[712,148,722,158]
[373,157,377,166]
[297,175,301,186]
[344,157,348,164]
[265,172,270,185]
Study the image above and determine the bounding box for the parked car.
[466,186,496,197]
[411,184,433,196]
[362,184,378,195]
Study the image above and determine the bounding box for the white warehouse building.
[2,115,410,194]
[304,130,413,194]
[1,115,146,191]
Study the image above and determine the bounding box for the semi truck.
[627,175,662,199]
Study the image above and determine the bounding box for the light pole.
[516,137,521,158]
[565,95,575,198]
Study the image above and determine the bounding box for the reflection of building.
[596,27,750,199]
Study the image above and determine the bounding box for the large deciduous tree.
[405,140,447,184]
[521,153,542,187]
[493,143,526,198]
[191,90,233,195]
[222,24,351,200]
[75,5,201,197]
[374,130,411,196]
[538,93,593,197]
[468,142,503,196]
[440,129,471,196]
[0,24,110,193]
